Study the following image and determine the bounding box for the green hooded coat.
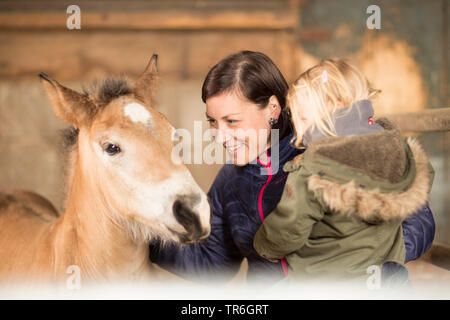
[253,104,434,281]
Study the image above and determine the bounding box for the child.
[253,59,434,284]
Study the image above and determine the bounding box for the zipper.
[257,151,289,277]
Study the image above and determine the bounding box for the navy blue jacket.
[150,134,435,284]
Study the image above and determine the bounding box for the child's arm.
[253,170,324,260]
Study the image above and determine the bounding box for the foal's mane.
[61,76,133,149]
[83,76,133,109]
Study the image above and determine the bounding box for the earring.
[269,117,278,126]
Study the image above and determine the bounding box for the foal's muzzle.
[172,195,210,244]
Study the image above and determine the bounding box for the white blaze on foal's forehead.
[124,102,152,126]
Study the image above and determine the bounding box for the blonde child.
[253,59,434,283]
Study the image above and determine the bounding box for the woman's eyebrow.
[222,113,241,118]
[205,112,241,119]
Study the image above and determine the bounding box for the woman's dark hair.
[202,51,292,139]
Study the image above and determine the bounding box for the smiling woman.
[202,50,292,166]
[205,91,273,166]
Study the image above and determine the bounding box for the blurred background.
[0,0,448,285]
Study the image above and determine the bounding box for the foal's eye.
[105,144,121,156]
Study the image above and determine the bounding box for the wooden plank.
[0,31,294,81]
[0,11,298,30]
[0,0,296,12]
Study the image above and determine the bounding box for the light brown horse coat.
[0,55,210,286]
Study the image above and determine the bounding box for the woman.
[150,51,435,285]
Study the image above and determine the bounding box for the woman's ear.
[39,73,97,128]
[267,95,281,120]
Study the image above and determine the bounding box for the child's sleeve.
[253,169,325,260]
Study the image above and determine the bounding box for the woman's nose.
[214,128,232,145]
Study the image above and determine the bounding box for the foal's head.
[39,55,210,244]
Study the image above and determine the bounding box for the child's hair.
[287,58,380,148]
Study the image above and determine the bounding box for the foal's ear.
[134,54,158,108]
[39,73,97,128]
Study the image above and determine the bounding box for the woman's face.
[206,91,278,166]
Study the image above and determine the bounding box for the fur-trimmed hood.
[284,118,434,222]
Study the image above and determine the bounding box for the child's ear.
[39,73,97,128]
[332,98,345,110]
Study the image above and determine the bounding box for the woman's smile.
[225,142,246,153]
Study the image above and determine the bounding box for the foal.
[0,55,210,285]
